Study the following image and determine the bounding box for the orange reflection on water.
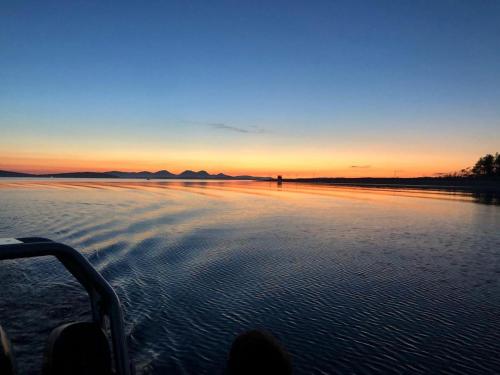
[0,177,487,206]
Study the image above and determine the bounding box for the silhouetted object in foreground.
[277,175,283,185]
[43,322,112,375]
[228,330,292,375]
[0,238,131,375]
[0,325,15,375]
[1,239,293,374]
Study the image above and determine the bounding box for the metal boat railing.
[0,237,131,375]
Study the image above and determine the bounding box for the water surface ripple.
[0,179,499,374]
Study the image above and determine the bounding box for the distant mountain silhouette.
[38,172,118,178]
[0,169,270,180]
[177,170,211,178]
[106,170,175,178]
[0,170,35,177]
[155,170,176,178]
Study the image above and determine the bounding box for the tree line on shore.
[448,153,500,178]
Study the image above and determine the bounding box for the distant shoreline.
[0,169,271,181]
[274,177,500,193]
[1,170,499,193]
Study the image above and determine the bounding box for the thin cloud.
[247,125,266,134]
[209,123,266,134]
[209,123,249,133]
[350,165,371,169]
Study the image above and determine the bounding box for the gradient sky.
[1,0,499,177]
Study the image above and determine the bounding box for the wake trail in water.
[1,180,500,374]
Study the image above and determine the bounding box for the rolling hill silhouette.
[0,169,270,180]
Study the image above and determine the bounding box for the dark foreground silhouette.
[0,324,292,375]
[228,330,292,375]
[0,238,292,375]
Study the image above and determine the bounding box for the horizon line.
[0,167,461,179]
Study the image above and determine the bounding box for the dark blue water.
[1,179,500,374]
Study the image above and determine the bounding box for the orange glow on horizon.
[0,149,475,178]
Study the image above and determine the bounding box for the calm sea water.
[0,179,499,374]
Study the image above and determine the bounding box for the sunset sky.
[1,1,499,177]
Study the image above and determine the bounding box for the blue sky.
[1,0,499,175]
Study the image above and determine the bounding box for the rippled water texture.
[1,179,499,374]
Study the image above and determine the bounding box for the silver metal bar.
[0,238,132,375]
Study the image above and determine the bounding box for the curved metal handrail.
[0,237,131,375]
